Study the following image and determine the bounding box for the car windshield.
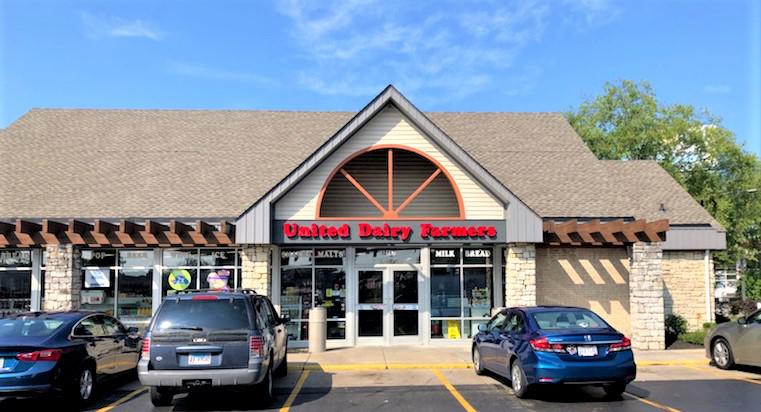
[531,310,608,330]
[153,298,251,332]
[0,318,66,338]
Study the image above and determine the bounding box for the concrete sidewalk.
[288,345,709,371]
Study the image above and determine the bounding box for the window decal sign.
[84,269,110,288]
[206,269,230,290]
[168,269,192,291]
[274,220,505,244]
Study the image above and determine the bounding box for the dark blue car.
[473,306,636,398]
[0,311,141,405]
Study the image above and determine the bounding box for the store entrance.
[356,266,421,345]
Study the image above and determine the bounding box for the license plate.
[183,379,212,387]
[578,345,598,357]
[188,353,212,365]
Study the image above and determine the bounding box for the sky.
[1,0,760,156]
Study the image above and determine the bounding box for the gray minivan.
[138,289,288,407]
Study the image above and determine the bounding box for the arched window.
[317,146,464,219]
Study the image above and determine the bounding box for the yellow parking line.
[293,363,473,371]
[623,392,682,412]
[279,370,310,412]
[432,369,477,412]
[96,387,148,412]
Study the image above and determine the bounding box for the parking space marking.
[622,392,681,412]
[293,363,473,372]
[432,369,477,412]
[95,387,148,412]
[279,369,310,412]
[685,364,761,386]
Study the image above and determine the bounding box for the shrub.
[730,299,761,316]
[678,330,707,346]
[665,314,687,336]
[702,322,716,330]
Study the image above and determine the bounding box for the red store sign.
[281,222,498,242]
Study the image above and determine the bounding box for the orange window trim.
[315,144,465,220]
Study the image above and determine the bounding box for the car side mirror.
[737,316,746,325]
[127,326,140,335]
[478,324,488,333]
[280,315,291,324]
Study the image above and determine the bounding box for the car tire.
[150,386,174,407]
[510,359,531,399]
[275,350,288,378]
[712,338,735,370]
[603,382,627,398]
[256,358,274,402]
[473,347,485,376]
[64,363,96,406]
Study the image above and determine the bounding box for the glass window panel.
[463,319,489,339]
[281,249,313,267]
[81,249,117,267]
[430,319,463,339]
[355,248,419,265]
[280,268,312,321]
[162,268,198,296]
[463,267,492,318]
[394,310,418,336]
[431,248,460,265]
[358,270,382,304]
[162,249,198,267]
[201,268,234,290]
[431,320,444,339]
[314,268,345,319]
[119,250,154,268]
[314,249,345,266]
[430,267,460,317]
[358,310,383,337]
[393,271,417,304]
[0,270,32,313]
[200,249,236,266]
[327,320,346,340]
[117,268,153,328]
[0,250,32,267]
[463,248,492,265]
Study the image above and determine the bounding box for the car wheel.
[473,347,485,375]
[64,364,96,406]
[712,338,735,370]
[150,386,174,407]
[275,349,288,378]
[510,359,530,399]
[257,358,274,402]
[603,382,627,398]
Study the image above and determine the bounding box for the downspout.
[704,249,712,322]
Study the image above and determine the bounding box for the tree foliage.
[567,80,761,267]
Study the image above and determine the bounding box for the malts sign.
[273,220,505,244]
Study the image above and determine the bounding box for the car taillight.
[609,337,631,352]
[17,349,62,362]
[141,337,151,358]
[529,337,565,353]
[250,336,264,358]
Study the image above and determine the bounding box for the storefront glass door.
[356,267,421,344]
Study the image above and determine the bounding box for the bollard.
[308,306,327,353]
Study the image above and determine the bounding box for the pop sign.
[274,220,505,244]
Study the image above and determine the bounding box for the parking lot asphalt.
[1,363,760,412]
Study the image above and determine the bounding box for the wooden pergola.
[543,219,668,246]
[0,219,236,247]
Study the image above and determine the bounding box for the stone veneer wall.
[505,243,536,307]
[662,251,713,331]
[241,245,274,297]
[629,242,665,350]
[43,244,81,311]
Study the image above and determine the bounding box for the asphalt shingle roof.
[0,108,719,227]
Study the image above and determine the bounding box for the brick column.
[629,242,665,350]
[43,244,81,311]
[241,245,273,298]
[505,243,536,307]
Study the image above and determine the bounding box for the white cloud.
[81,12,164,40]
[275,0,615,103]
[167,62,274,85]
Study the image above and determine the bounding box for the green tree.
[567,80,761,268]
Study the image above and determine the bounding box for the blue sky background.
[1,0,759,156]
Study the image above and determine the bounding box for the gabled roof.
[0,86,720,234]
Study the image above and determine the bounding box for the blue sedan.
[472,306,636,398]
[0,311,141,406]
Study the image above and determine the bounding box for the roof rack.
[171,288,258,296]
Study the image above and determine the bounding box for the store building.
[0,86,725,349]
